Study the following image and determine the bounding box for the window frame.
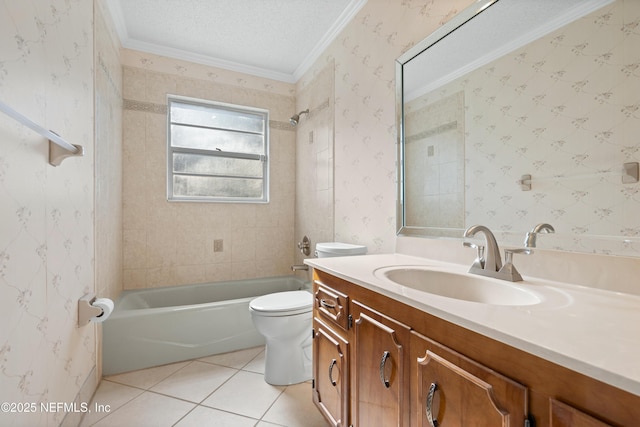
[166,95,270,203]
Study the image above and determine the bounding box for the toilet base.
[263,334,312,386]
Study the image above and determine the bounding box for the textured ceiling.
[106,0,367,83]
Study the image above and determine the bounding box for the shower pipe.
[0,99,84,167]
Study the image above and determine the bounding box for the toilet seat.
[249,291,312,316]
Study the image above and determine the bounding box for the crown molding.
[102,0,129,45]
[121,39,297,83]
[293,0,368,82]
[106,0,367,84]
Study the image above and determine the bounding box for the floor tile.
[150,361,237,403]
[90,391,195,427]
[198,346,264,369]
[262,382,327,427]
[105,361,190,390]
[80,381,144,426]
[242,349,266,374]
[201,370,284,419]
[174,406,258,427]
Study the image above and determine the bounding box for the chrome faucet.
[463,225,531,282]
[463,225,502,274]
[524,223,555,248]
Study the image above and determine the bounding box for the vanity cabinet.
[351,301,411,427]
[313,317,350,427]
[311,268,640,427]
[549,399,612,427]
[312,283,351,427]
[410,331,527,426]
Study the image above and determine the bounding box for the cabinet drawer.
[314,280,350,331]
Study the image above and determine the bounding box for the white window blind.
[167,96,269,203]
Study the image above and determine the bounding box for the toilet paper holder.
[78,293,105,327]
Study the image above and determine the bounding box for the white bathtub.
[103,276,309,375]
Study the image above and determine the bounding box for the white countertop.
[305,253,640,397]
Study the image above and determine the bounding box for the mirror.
[396,0,640,256]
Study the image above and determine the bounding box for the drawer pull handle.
[426,382,439,427]
[328,359,338,386]
[379,351,391,388]
[320,299,336,309]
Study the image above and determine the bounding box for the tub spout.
[291,264,309,271]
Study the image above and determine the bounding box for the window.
[167,96,269,203]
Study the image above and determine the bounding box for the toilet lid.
[250,291,312,314]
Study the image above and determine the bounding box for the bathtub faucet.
[291,264,309,271]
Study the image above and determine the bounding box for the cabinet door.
[352,301,411,427]
[411,331,528,427]
[313,318,350,427]
[550,399,612,427]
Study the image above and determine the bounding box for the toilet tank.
[315,242,367,258]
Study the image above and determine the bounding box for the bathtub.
[102,276,309,375]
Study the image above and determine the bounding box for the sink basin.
[374,267,541,306]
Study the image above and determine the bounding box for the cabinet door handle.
[328,359,338,386]
[320,299,336,309]
[379,351,391,388]
[426,382,439,427]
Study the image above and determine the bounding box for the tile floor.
[80,346,328,427]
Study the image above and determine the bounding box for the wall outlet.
[214,239,224,252]
[428,145,435,157]
[309,131,314,144]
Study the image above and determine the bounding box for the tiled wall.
[297,0,476,254]
[0,1,97,425]
[404,92,465,229]
[294,61,335,266]
[121,50,297,289]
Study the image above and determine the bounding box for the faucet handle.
[463,241,485,269]
[498,248,532,282]
[504,248,532,264]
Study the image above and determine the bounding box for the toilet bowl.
[249,290,313,385]
[250,242,367,385]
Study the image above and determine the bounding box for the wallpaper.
[297,0,476,254]
[413,0,640,255]
[0,1,96,426]
[121,50,298,290]
[94,0,123,381]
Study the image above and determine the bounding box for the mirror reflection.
[397,0,640,256]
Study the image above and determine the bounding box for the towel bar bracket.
[49,139,84,167]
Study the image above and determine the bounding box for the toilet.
[249,290,313,385]
[315,241,368,258]
[249,242,367,385]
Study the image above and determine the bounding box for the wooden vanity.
[310,268,640,427]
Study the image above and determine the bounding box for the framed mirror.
[396,0,640,256]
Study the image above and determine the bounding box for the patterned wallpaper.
[0,0,97,425]
[412,0,640,255]
[121,50,298,290]
[297,0,476,254]
[94,0,123,381]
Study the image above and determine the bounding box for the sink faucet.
[463,225,502,274]
[463,225,530,282]
[524,223,555,248]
